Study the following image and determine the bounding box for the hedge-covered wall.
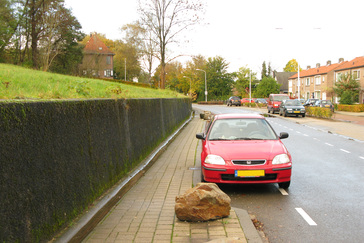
[0,98,191,242]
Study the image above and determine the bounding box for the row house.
[288,56,364,104]
[333,57,364,104]
[79,33,115,79]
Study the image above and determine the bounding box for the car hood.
[206,140,288,161]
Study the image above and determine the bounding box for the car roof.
[214,113,264,120]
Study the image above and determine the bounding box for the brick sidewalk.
[82,116,249,243]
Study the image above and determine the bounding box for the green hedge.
[0,98,191,242]
[337,104,364,112]
[306,107,333,119]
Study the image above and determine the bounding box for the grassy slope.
[0,63,185,100]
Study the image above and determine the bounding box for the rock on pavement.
[175,183,231,222]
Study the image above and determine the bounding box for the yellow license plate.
[235,170,265,177]
[294,111,300,113]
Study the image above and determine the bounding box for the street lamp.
[196,69,207,102]
[183,76,192,97]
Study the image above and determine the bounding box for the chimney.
[339,58,344,63]
[316,63,320,68]
[326,60,331,65]
[307,65,311,69]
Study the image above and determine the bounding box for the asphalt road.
[193,104,364,243]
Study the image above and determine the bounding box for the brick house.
[333,56,364,104]
[288,56,364,104]
[288,59,347,101]
[79,33,114,79]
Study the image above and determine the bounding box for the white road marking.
[295,208,317,226]
[303,134,308,137]
[313,138,320,141]
[325,143,334,146]
[296,131,301,134]
[340,149,351,154]
[360,156,364,160]
[278,188,289,195]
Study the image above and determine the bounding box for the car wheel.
[302,114,306,117]
[279,181,290,189]
[279,110,282,116]
[284,111,287,117]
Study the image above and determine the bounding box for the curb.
[234,208,264,243]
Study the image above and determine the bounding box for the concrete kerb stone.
[54,112,195,243]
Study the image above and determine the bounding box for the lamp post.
[249,69,252,103]
[196,69,207,102]
[183,76,192,97]
[297,61,300,99]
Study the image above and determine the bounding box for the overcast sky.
[64,0,363,74]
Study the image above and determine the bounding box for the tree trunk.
[30,0,38,69]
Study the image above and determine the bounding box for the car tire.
[302,114,306,117]
[279,181,290,189]
[284,111,287,117]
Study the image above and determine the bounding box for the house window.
[336,72,342,82]
[104,69,113,78]
[353,70,360,80]
[106,56,111,65]
[315,76,321,85]
[306,78,310,86]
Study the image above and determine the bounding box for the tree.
[182,55,207,100]
[2,0,83,73]
[39,1,84,71]
[121,21,157,84]
[333,73,360,104]
[204,56,233,101]
[234,66,258,97]
[254,76,281,98]
[112,40,141,81]
[284,59,302,72]
[137,0,205,89]
[0,0,17,62]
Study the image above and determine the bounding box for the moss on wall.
[0,98,191,242]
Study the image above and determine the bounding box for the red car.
[196,113,292,188]
[241,98,255,103]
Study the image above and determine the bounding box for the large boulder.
[175,183,231,222]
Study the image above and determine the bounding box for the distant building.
[79,33,114,79]
[288,59,347,101]
[333,56,364,104]
[273,71,296,95]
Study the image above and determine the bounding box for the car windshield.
[321,100,332,105]
[208,118,277,140]
[273,95,289,101]
[285,100,301,106]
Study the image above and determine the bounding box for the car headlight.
[272,154,290,165]
[205,155,226,165]
[301,109,305,112]
[287,108,292,111]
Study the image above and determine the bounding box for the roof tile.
[84,34,114,55]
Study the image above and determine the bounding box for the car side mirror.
[279,132,289,139]
[196,133,206,140]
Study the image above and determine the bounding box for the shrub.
[306,107,333,119]
[337,104,364,112]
